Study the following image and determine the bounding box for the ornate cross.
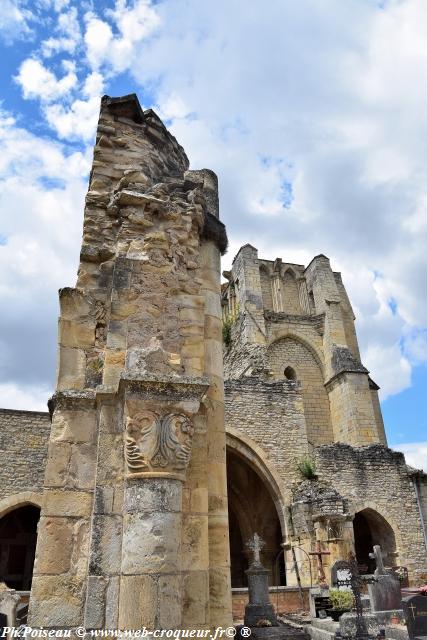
[368,544,387,576]
[333,554,377,640]
[246,533,265,566]
[309,540,331,588]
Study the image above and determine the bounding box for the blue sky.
[0,0,426,470]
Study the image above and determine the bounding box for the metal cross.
[246,533,265,566]
[368,544,387,577]
[309,540,331,588]
[333,553,377,640]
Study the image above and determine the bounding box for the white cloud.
[41,6,82,57]
[3,0,427,424]
[44,93,101,140]
[394,442,427,472]
[15,57,77,102]
[124,0,427,402]
[84,14,113,70]
[0,0,33,43]
[0,109,90,396]
[84,0,160,72]
[0,383,50,411]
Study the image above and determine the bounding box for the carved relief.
[125,410,194,476]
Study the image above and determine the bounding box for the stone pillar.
[200,236,233,627]
[28,94,232,630]
[117,378,207,629]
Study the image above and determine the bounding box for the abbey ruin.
[0,94,426,629]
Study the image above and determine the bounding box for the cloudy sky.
[0,0,426,470]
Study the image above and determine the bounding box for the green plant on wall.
[329,588,354,611]
[222,305,239,348]
[297,454,317,479]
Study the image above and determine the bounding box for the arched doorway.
[226,447,285,587]
[353,508,397,574]
[0,505,40,590]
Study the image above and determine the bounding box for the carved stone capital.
[125,410,195,481]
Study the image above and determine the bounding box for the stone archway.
[226,442,286,587]
[353,507,397,574]
[0,505,41,591]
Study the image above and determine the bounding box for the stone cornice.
[48,389,96,416]
[119,371,210,401]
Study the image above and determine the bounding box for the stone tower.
[222,245,427,587]
[222,244,387,447]
[28,94,232,630]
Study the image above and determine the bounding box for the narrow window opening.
[284,366,297,380]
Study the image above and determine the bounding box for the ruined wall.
[267,337,333,445]
[224,377,309,502]
[0,409,50,504]
[314,444,427,583]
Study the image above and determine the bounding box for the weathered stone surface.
[182,571,209,626]
[33,517,73,574]
[158,574,182,629]
[43,489,92,517]
[118,575,157,629]
[121,511,181,574]
[105,576,120,628]
[368,574,402,612]
[51,409,96,443]
[124,478,182,513]
[29,576,84,626]
[339,612,380,639]
[89,515,122,575]
[84,576,106,629]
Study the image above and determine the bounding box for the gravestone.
[402,595,427,640]
[244,533,278,628]
[333,556,379,639]
[367,545,402,613]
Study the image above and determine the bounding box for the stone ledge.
[48,389,96,416]
[119,371,210,401]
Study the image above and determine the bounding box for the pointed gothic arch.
[226,429,287,587]
[353,507,398,574]
[281,269,302,315]
[267,335,333,444]
[0,504,41,590]
[259,264,273,311]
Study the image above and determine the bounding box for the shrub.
[329,589,354,611]
[222,305,239,348]
[297,455,317,479]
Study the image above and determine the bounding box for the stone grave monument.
[333,555,379,640]
[367,545,402,615]
[402,595,427,640]
[244,533,278,628]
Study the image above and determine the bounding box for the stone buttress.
[28,94,232,630]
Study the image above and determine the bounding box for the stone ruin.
[27,94,231,630]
